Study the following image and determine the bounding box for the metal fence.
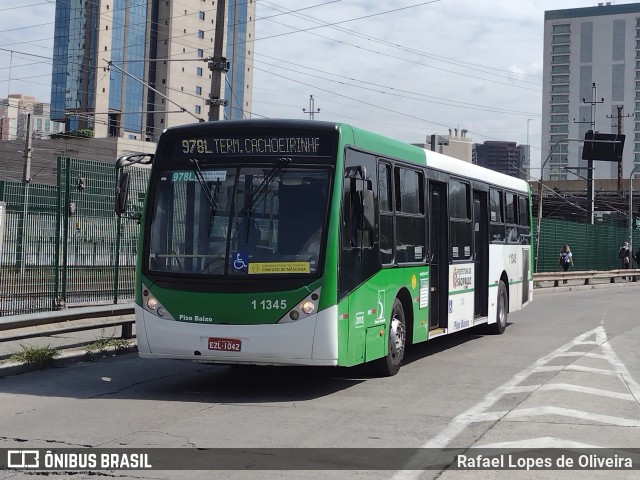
[0,157,149,316]
[535,217,640,272]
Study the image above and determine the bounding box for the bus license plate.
[208,337,241,352]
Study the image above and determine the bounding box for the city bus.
[115,120,532,376]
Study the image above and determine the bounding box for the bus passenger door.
[428,182,448,331]
[473,191,489,318]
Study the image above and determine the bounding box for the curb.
[534,279,640,294]
[0,343,137,377]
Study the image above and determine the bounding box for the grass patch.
[11,345,59,369]
[85,338,131,354]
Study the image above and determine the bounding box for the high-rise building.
[0,94,65,141]
[225,1,255,120]
[542,3,640,181]
[473,141,528,180]
[50,0,255,141]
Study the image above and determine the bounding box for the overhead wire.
[259,0,542,86]
[252,57,540,116]
[1,0,544,148]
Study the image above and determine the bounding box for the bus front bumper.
[135,304,339,367]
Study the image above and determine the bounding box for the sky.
[1,0,637,176]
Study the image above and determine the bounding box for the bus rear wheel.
[372,298,406,376]
[487,280,508,335]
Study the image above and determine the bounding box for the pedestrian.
[619,241,631,279]
[635,247,640,268]
[558,244,573,284]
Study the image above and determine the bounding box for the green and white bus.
[115,120,532,376]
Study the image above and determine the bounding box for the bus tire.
[488,280,508,335]
[372,298,406,376]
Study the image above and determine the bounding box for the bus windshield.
[147,165,331,277]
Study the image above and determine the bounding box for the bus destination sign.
[164,133,336,158]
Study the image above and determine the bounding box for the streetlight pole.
[527,119,532,176]
[629,164,640,256]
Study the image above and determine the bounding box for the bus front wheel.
[487,280,508,335]
[372,298,406,376]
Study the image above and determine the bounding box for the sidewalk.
[0,313,136,377]
[534,274,640,294]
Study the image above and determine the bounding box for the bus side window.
[378,162,394,264]
[505,192,518,243]
[395,167,425,264]
[449,179,472,261]
[489,188,504,242]
[518,195,530,244]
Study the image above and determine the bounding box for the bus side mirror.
[115,171,131,216]
[361,185,375,231]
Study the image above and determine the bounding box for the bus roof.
[160,118,341,136]
[423,149,530,193]
[344,123,529,194]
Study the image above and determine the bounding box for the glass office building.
[225,0,254,120]
[108,0,147,134]
[51,0,255,138]
[50,0,100,129]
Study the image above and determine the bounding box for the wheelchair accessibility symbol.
[232,251,248,270]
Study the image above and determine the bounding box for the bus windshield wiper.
[189,158,220,233]
[243,157,291,216]
[240,157,290,242]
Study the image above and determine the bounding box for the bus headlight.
[147,297,159,310]
[301,301,315,314]
[277,288,321,324]
[141,284,175,320]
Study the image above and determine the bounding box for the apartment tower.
[50,0,255,141]
[543,2,640,181]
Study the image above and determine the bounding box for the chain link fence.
[535,217,640,272]
[0,158,149,316]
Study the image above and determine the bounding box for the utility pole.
[526,118,532,176]
[208,0,229,121]
[606,105,632,192]
[23,113,32,183]
[303,95,320,120]
[16,113,32,274]
[574,82,604,224]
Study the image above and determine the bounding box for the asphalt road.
[1,284,640,480]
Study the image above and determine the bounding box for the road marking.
[556,352,607,360]
[597,328,640,402]
[480,437,600,449]
[390,325,640,480]
[419,327,608,449]
[507,383,635,400]
[505,406,640,426]
[535,365,623,376]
